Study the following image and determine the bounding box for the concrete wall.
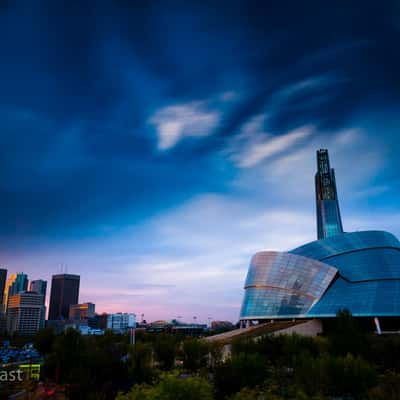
[271,319,323,337]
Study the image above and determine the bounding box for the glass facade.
[308,278,400,317]
[48,274,80,320]
[240,150,400,322]
[315,149,343,239]
[240,252,337,319]
[240,231,400,321]
[291,230,400,261]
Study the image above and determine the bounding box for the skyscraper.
[7,292,45,335]
[315,149,344,239]
[3,273,28,312]
[29,280,47,302]
[0,268,7,306]
[48,274,80,321]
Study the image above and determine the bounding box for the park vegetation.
[27,311,400,399]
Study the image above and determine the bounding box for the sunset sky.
[1,1,399,322]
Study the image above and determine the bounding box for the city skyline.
[1,2,400,322]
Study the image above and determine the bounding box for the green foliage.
[33,327,56,355]
[295,353,377,399]
[182,338,209,372]
[366,334,400,372]
[327,309,367,356]
[231,337,259,356]
[214,352,268,399]
[116,373,213,400]
[153,334,179,370]
[368,370,400,400]
[228,388,266,400]
[36,320,399,400]
[116,384,152,400]
[128,342,156,384]
[40,328,130,399]
[208,341,224,370]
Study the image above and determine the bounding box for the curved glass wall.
[290,231,400,260]
[241,287,315,319]
[308,277,400,317]
[241,231,400,320]
[323,248,400,281]
[240,252,337,319]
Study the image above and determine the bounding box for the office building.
[7,292,45,335]
[315,149,343,239]
[240,149,400,330]
[3,273,28,312]
[94,313,108,329]
[107,313,136,333]
[0,268,7,305]
[48,274,80,320]
[69,302,95,321]
[29,280,47,299]
[64,321,104,335]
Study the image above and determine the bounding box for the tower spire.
[315,149,343,239]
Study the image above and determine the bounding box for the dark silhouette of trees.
[34,311,400,399]
[182,338,209,373]
[116,373,213,400]
[153,334,179,370]
[213,353,268,399]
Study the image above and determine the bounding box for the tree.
[294,353,376,399]
[367,334,400,372]
[208,341,224,371]
[182,339,209,373]
[228,388,267,400]
[214,353,268,399]
[368,371,400,400]
[128,342,155,384]
[34,327,55,355]
[116,384,151,400]
[153,335,178,370]
[327,309,367,356]
[116,373,213,400]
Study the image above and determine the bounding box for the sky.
[0,1,400,323]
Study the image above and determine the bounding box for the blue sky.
[1,1,400,322]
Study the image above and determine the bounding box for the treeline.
[34,311,400,399]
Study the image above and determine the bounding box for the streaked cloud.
[149,101,221,150]
[230,119,314,168]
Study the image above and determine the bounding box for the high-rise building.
[0,268,7,306]
[69,302,95,321]
[29,280,47,328]
[315,149,344,239]
[0,268,7,334]
[7,292,45,335]
[3,273,28,312]
[107,313,136,333]
[48,274,80,321]
[94,313,108,330]
[29,280,47,302]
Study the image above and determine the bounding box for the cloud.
[148,101,221,150]
[220,91,239,102]
[229,116,314,168]
[256,127,383,197]
[276,75,340,101]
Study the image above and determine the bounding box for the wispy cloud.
[229,115,314,168]
[149,101,221,150]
